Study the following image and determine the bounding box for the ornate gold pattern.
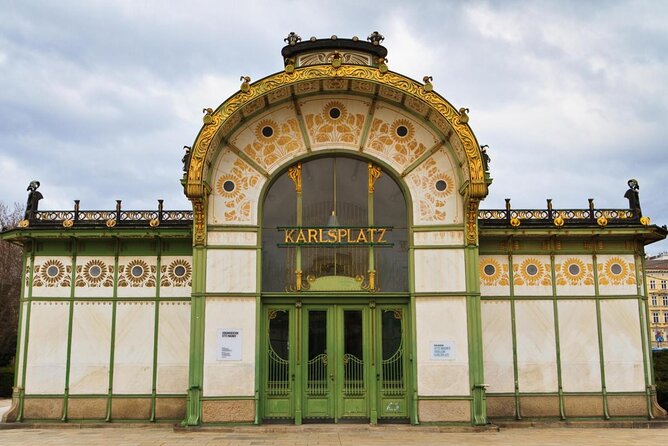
[407,157,456,224]
[479,257,510,286]
[466,200,479,245]
[240,118,304,171]
[513,258,552,286]
[185,65,486,202]
[368,163,382,192]
[193,198,205,246]
[556,258,594,286]
[598,256,636,286]
[366,118,427,168]
[298,51,372,67]
[214,157,262,223]
[303,101,365,146]
[75,259,113,287]
[18,219,29,228]
[63,219,73,228]
[160,259,192,287]
[288,163,302,192]
[118,259,156,287]
[33,259,71,287]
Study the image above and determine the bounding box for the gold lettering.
[369,228,377,243]
[308,229,318,243]
[355,229,368,243]
[338,229,347,243]
[327,229,338,243]
[284,229,296,243]
[318,228,324,243]
[295,230,307,243]
[377,228,387,243]
[346,229,352,243]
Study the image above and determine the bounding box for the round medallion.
[89,265,101,277]
[223,180,235,192]
[167,259,192,286]
[329,107,341,119]
[568,264,581,276]
[261,126,274,138]
[610,263,623,275]
[435,180,447,192]
[396,125,408,137]
[47,265,59,278]
[174,265,187,277]
[483,264,496,276]
[526,264,539,276]
[131,265,144,278]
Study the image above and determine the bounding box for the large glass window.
[261,156,408,292]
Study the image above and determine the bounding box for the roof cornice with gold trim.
[185,64,488,201]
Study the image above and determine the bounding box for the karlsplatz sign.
[277,226,393,246]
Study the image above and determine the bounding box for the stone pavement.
[1,424,668,446]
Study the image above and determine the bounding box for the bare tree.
[0,202,23,366]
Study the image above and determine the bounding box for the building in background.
[646,256,668,349]
[1,33,666,426]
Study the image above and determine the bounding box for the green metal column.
[592,253,610,419]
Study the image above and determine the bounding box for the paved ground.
[1,424,668,446]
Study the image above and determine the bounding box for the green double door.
[263,302,410,423]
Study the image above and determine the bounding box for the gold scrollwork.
[288,163,302,193]
[62,219,74,228]
[193,198,206,246]
[466,200,479,245]
[186,65,487,202]
[368,163,382,192]
[18,219,29,228]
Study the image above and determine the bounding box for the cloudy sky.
[1,1,667,253]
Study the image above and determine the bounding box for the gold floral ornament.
[38,259,66,286]
[240,118,304,171]
[118,259,156,287]
[305,101,365,146]
[598,256,636,286]
[553,216,565,227]
[479,258,509,287]
[514,257,551,286]
[106,218,117,228]
[62,219,74,228]
[640,216,651,226]
[366,117,427,168]
[556,258,594,286]
[18,219,29,228]
[149,218,160,228]
[597,216,608,227]
[510,217,521,227]
[76,259,113,287]
[407,157,454,222]
[215,157,262,223]
[161,259,192,287]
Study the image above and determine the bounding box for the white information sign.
[217,329,242,361]
[430,341,455,360]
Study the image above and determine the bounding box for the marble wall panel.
[207,231,257,246]
[479,255,511,297]
[415,297,470,396]
[25,302,69,394]
[203,297,256,397]
[554,255,595,296]
[69,302,112,395]
[229,103,306,174]
[406,148,462,225]
[413,231,464,246]
[159,256,192,298]
[73,256,115,298]
[558,300,601,392]
[299,95,371,151]
[209,150,267,226]
[515,300,558,392]
[481,301,514,393]
[113,302,155,394]
[597,254,638,295]
[15,301,28,389]
[512,255,553,296]
[117,256,158,298]
[600,299,645,392]
[206,249,257,294]
[157,302,190,394]
[365,103,440,173]
[31,256,72,298]
[414,249,465,293]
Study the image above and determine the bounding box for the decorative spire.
[284,32,302,46]
[367,31,384,45]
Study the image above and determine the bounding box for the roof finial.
[367,31,384,46]
[284,32,302,46]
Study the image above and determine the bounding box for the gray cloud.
[1,0,666,253]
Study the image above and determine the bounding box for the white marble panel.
[479,255,511,297]
[515,300,558,392]
[481,301,514,393]
[69,302,112,394]
[207,231,257,246]
[512,255,553,297]
[414,249,465,293]
[206,249,257,293]
[554,255,595,296]
[299,95,371,151]
[25,302,69,394]
[597,254,638,295]
[157,302,191,394]
[31,256,72,298]
[413,231,464,246]
[117,256,158,298]
[159,256,192,298]
[558,300,601,392]
[15,302,29,388]
[73,256,115,298]
[113,302,155,394]
[416,297,470,396]
[203,297,256,396]
[600,299,645,392]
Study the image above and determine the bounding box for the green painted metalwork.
[634,253,653,419]
[150,239,162,422]
[464,244,486,426]
[61,238,77,421]
[549,253,566,420]
[17,245,36,421]
[592,253,611,419]
[507,253,522,419]
[105,238,120,422]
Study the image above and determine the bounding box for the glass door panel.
[264,308,293,419]
[338,308,368,419]
[303,308,333,420]
[377,307,409,419]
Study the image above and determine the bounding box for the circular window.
[329,107,341,119]
[435,180,447,192]
[131,265,144,278]
[610,263,623,275]
[47,265,59,277]
[526,264,539,276]
[223,180,235,193]
[261,126,274,138]
[89,265,101,277]
[396,125,408,137]
[483,264,496,276]
[568,264,580,276]
[174,265,187,278]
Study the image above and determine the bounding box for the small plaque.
[217,329,242,361]
[430,341,455,360]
